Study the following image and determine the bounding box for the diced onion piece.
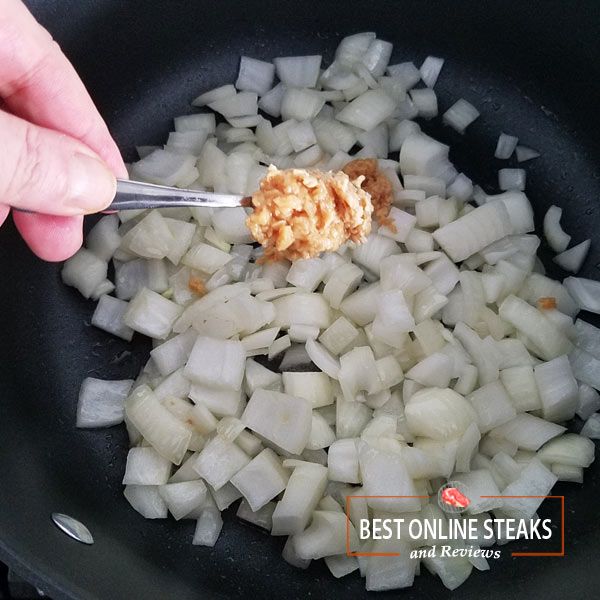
[268,334,291,360]
[553,239,590,273]
[91,294,134,341]
[328,439,360,483]
[282,371,333,408]
[359,444,420,513]
[362,39,393,77]
[209,92,258,118]
[272,463,328,535]
[386,61,421,88]
[406,352,453,388]
[409,88,438,119]
[192,84,236,106]
[124,288,183,340]
[420,56,444,87]
[305,338,341,379]
[174,113,216,133]
[581,413,600,439]
[323,263,363,309]
[281,88,325,121]
[130,149,197,187]
[538,433,595,468]
[158,480,208,520]
[124,486,168,519]
[500,459,557,519]
[293,510,358,560]
[62,249,108,299]
[468,380,516,433]
[498,168,526,191]
[288,120,317,152]
[193,507,223,546]
[274,55,322,88]
[564,276,600,314]
[515,145,540,162]
[534,355,578,422]
[543,205,571,253]
[319,317,359,356]
[125,385,192,465]
[442,99,480,134]
[490,414,565,451]
[569,346,600,391]
[273,292,331,330]
[336,89,396,131]
[433,201,512,262]
[500,366,541,412]
[405,387,476,439]
[183,242,232,274]
[242,389,312,454]
[230,448,289,511]
[193,435,250,490]
[498,295,572,361]
[494,133,519,159]
[184,336,245,390]
[235,56,275,94]
[76,377,134,428]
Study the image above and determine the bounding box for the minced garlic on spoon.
[247,163,394,262]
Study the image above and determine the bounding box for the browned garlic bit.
[342,158,396,232]
[246,166,373,262]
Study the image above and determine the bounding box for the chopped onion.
[362,39,393,77]
[409,88,438,119]
[386,62,421,88]
[581,413,600,439]
[498,168,526,191]
[420,56,444,87]
[91,295,134,341]
[76,377,133,428]
[62,249,108,299]
[405,387,476,439]
[543,205,571,252]
[534,355,578,422]
[124,288,183,340]
[257,82,286,117]
[490,413,565,451]
[442,99,480,134]
[553,239,591,273]
[274,55,321,88]
[125,385,192,464]
[494,132,519,159]
[433,201,512,262]
[235,56,275,95]
[124,486,167,519]
[209,92,258,118]
[242,389,312,454]
[515,145,540,162]
[336,89,396,131]
[192,84,236,106]
[564,276,600,314]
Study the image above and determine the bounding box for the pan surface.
[1,1,599,598]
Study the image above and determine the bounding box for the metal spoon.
[108,179,250,211]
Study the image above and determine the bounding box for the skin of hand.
[0,0,127,261]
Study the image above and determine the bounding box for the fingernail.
[66,152,117,213]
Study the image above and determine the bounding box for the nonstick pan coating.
[1,1,599,598]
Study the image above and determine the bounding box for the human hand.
[0,0,127,261]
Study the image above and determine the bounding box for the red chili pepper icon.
[441,487,470,508]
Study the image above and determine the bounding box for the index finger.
[0,0,127,176]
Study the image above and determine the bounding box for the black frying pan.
[1,1,600,598]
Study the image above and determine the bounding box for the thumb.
[0,109,117,215]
